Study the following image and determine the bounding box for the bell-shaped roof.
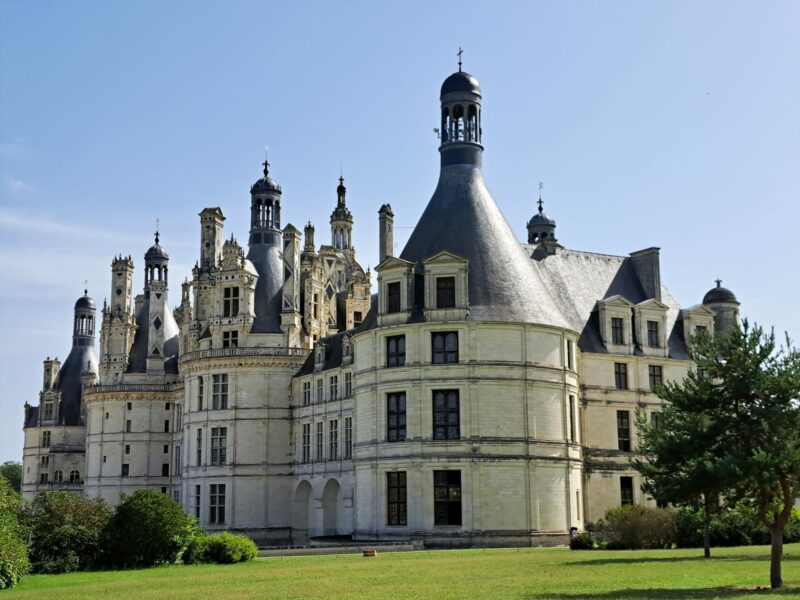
[703,280,738,304]
[251,160,281,194]
[441,71,481,97]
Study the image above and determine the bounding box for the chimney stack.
[378,204,394,263]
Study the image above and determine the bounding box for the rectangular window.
[648,365,663,389]
[197,376,204,411]
[194,485,201,519]
[303,381,311,406]
[316,379,323,403]
[566,340,575,370]
[344,372,352,398]
[222,330,239,348]
[174,445,181,474]
[127,402,132,411]
[165,402,170,410]
[163,444,169,454]
[435,276,456,309]
[173,490,180,504]
[209,484,226,524]
[316,422,324,461]
[302,423,311,463]
[387,335,406,367]
[433,390,460,440]
[121,463,129,477]
[650,412,661,428]
[223,287,240,317]
[212,374,228,410]
[647,320,660,347]
[125,444,131,455]
[568,395,577,442]
[387,392,407,442]
[176,405,182,429]
[617,410,631,452]
[126,419,132,433]
[695,325,708,335]
[42,431,51,447]
[620,476,634,506]
[162,463,169,477]
[353,311,363,328]
[432,331,458,364]
[40,455,49,467]
[433,470,462,526]
[611,317,624,344]
[329,375,339,401]
[211,427,227,465]
[312,293,320,320]
[329,420,339,460]
[344,417,353,459]
[387,471,408,526]
[387,281,401,313]
[164,419,170,433]
[614,363,628,390]
[39,472,48,484]
[196,428,202,466]
[43,402,53,421]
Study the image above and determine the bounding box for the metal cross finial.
[457,47,463,72]
[715,278,722,288]
[83,280,88,295]
[154,218,160,244]
[538,182,544,212]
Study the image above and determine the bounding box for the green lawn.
[6,543,800,600]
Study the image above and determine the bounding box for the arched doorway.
[322,478,342,536]
[292,480,312,544]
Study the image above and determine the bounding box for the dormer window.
[611,318,624,344]
[223,287,240,317]
[436,277,456,309]
[314,344,325,369]
[647,320,660,347]
[222,330,238,349]
[387,282,401,313]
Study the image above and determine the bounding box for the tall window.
[162,463,169,477]
[212,374,228,410]
[568,395,577,442]
[211,427,227,465]
[647,320,660,347]
[39,473,48,484]
[43,402,53,420]
[344,417,353,459]
[387,392,406,442]
[648,365,663,389]
[164,419,170,433]
[329,376,339,401]
[222,330,238,348]
[387,335,406,367]
[614,363,628,390]
[436,276,456,309]
[312,293,320,320]
[433,390,460,440]
[209,484,226,524]
[121,464,129,477]
[40,455,49,467]
[650,412,662,428]
[196,428,202,466]
[194,485,201,519]
[174,445,181,474]
[433,470,462,526]
[316,379,323,403]
[53,470,63,483]
[41,431,51,447]
[611,317,624,344]
[302,423,311,463]
[316,422,324,461]
[387,471,407,526]
[197,376,204,411]
[617,410,631,452]
[432,332,458,364]
[329,420,339,460]
[125,444,130,455]
[620,476,634,506]
[387,282,401,313]
[344,372,353,398]
[126,419,132,433]
[353,311,363,328]
[69,470,80,483]
[303,381,311,406]
[223,287,240,317]
[566,340,575,370]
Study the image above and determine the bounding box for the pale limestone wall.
[21,425,86,499]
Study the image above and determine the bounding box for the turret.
[304,222,316,254]
[57,290,99,425]
[99,255,137,383]
[703,280,740,333]
[330,177,353,251]
[199,207,225,270]
[439,58,482,168]
[144,230,170,372]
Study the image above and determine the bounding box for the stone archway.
[322,478,342,536]
[292,480,313,544]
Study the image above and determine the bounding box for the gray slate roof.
[126,298,180,374]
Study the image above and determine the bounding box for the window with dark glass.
[301,423,311,463]
[344,417,353,459]
[432,332,458,364]
[353,311,363,328]
[303,381,311,406]
[196,428,202,466]
[121,463,129,477]
[194,485,201,519]
[387,392,406,442]
[435,276,456,309]
[209,484,226,524]
[648,365,663,389]
[387,282,401,313]
[161,463,169,477]
[433,390,460,440]
[650,412,661,428]
[620,476,634,506]
[647,320,660,347]
[211,427,227,465]
[387,335,406,367]
[69,470,80,483]
[42,431,51,447]
[614,363,628,390]
[222,287,240,317]
[568,395,577,442]
[222,330,238,348]
[344,372,353,398]
[617,410,631,452]
[329,420,338,460]
[212,374,228,410]
[611,317,624,344]
[316,379,323,403]
[197,376,204,411]
[387,471,407,526]
[316,422,324,461]
[329,375,339,401]
[433,470,462,526]
[695,325,707,335]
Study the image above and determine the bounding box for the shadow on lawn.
[566,554,800,567]
[524,586,800,599]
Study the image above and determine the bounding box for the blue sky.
[1,1,798,462]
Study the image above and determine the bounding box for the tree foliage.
[0,461,22,493]
[0,476,29,589]
[21,491,113,573]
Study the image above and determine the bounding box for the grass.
[6,543,800,600]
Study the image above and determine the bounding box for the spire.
[457,47,463,72]
[155,218,160,245]
[337,175,346,207]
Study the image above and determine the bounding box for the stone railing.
[85,383,182,394]
[48,444,85,454]
[181,346,309,362]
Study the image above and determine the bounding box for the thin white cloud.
[0,207,139,244]
[2,176,37,194]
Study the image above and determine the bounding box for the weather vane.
[155,218,160,244]
[457,47,463,72]
[538,182,544,212]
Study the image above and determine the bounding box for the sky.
[1,0,798,462]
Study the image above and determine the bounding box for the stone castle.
[21,65,740,546]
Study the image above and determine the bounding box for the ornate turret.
[527,192,557,244]
[330,176,353,251]
[57,290,99,425]
[703,279,740,332]
[144,230,169,294]
[439,55,482,168]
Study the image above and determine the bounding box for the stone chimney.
[378,204,394,263]
[630,247,661,301]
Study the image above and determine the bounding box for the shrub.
[569,531,594,550]
[103,489,199,568]
[183,532,257,564]
[673,504,800,549]
[0,478,29,589]
[21,492,112,573]
[598,505,675,549]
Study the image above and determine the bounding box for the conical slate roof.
[400,163,572,329]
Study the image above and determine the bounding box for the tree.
[0,461,22,493]
[21,492,113,573]
[103,489,199,567]
[635,321,800,589]
[0,476,29,589]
